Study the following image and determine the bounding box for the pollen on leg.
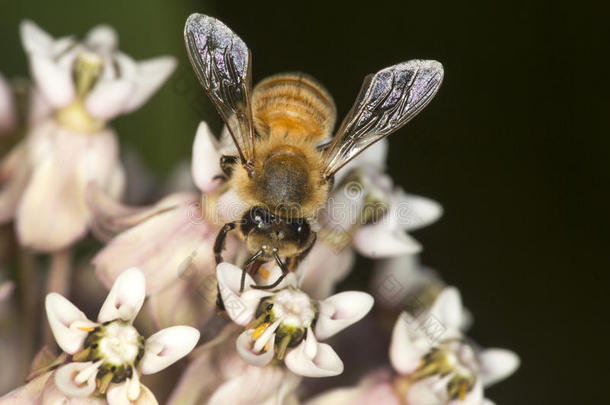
[252,322,270,339]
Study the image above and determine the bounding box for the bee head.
[240,206,313,258]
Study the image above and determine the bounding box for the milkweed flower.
[0,72,17,136]
[0,20,176,252]
[299,140,443,299]
[306,287,519,405]
[216,262,374,377]
[168,324,301,405]
[89,122,241,329]
[0,268,200,404]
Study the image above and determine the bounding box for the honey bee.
[184,14,443,292]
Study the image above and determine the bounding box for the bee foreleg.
[241,249,264,292]
[251,251,289,290]
[214,221,237,264]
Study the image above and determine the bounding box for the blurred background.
[0,0,607,404]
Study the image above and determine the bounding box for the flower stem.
[46,249,72,295]
[19,249,40,375]
[43,248,72,345]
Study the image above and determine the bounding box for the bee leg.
[251,251,289,290]
[214,221,237,311]
[214,221,237,264]
[241,249,264,292]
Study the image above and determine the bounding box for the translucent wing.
[322,60,443,179]
[185,13,255,167]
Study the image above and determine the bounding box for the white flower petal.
[284,336,344,378]
[315,291,373,340]
[121,56,176,113]
[236,330,275,367]
[392,190,443,231]
[85,79,134,120]
[207,364,285,405]
[28,52,76,108]
[54,362,98,398]
[106,382,131,405]
[45,293,95,354]
[85,25,118,54]
[133,384,159,405]
[216,262,270,326]
[353,224,422,258]
[107,381,158,405]
[389,312,428,375]
[428,287,463,334]
[191,121,223,193]
[478,349,520,387]
[140,326,200,375]
[98,267,146,323]
[20,20,55,54]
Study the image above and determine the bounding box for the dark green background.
[1,0,607,404]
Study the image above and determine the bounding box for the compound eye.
[293,219,311,245]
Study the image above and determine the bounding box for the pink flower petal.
[86,184,196,241]
[54,362,98,398]
[15,121,120,252]
[0,72,17,135]
[0,371,51,404]
[235,329,275,367]
[92,193,219,295]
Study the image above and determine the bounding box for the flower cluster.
[0,14,519,405]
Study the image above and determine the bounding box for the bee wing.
[321,60,443,179]
[185,14,256,167]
